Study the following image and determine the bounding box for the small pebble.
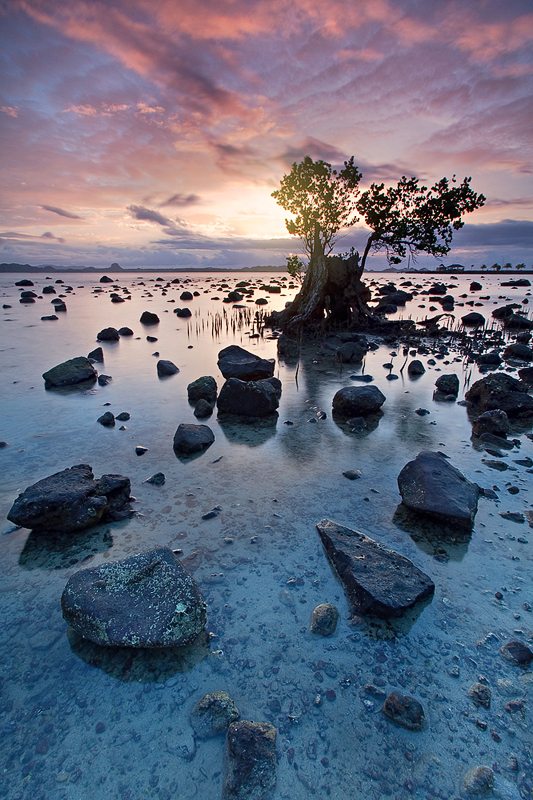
[95,722,106,734]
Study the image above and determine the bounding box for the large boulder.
[7,464,131,533]
[332,385,386,416]
[217,377,281,417]
[217,345,275,381]
[187,376,217,403]
[397,451,479,527]
[61,547,206,647]
[316,519,434,618]
[42,357,97,388]
[223,721,277,800]
[465,373,533,417]
[504,343,533,362]
[173,423,214,455]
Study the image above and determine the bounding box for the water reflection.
[18,526,113,570]
[217,413,278,446]
[392,503,472,560]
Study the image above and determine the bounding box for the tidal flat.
[1,270,532,800]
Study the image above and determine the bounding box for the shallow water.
[0,270,532,800]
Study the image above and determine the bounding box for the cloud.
[159,193,201,207]
[127,205,174,226]
[41,231,65,242]
[453,219,533,247]
[1,105,18,117]
[41,205,84,219]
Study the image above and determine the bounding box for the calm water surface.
[0,271,532,800]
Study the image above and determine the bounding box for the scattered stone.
[41,314,58,321]
[157,359,179,377]
[415,408,430,416]
[217,345,275,381]
[217,377,281,417]
[408,360,425,376]
[187,376,217,403]
[476,351,502,367]
[97,374,112,386]
[463,766,494,795]
[342,469,362,480]
[7,464,131,533]
[140,311,159,325]
[42,356,97,388]
[191,691,240,738]
[0,441,8,448]
[472,409,510,437]
[61,547,206,647]
[174,307,192,317]
[223,720,276,800]
[100,275,113,283]
[15,278,34,286]
[397,451,480,527]
[462,312,485,327]
[338,342,366,363]
[180,291,193,301]
[500,640,533,666]
[194,399,213,418]
[310,604,339,636]
[116,412,130,421]
[332,385,386,416]
[435,374,459,396]
[97,411,115,426]
[145,472,165,486]
[381,691,425,731]
[173,423,215,455]
[499,511,525,523]
[118,326,133,336]
[88,346,104,362]
[504,343,533,362]
[316,519,434,618]
[96,327,120,341]
[135,446,148,456]
[349,374,373,382]
[201,505,222,520]
[468,683,491,709]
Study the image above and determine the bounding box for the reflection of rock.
[62,547,207,647]
[217,413,278,447]
[398,452,479,528]
[7,464,131,533]
[66,627,210,683]
[332,385,386,416]
[173,423,214,456]
[333,410,383,436]
[277,334,299,359]
[42,356,97,388]
[223,720,277,800]
[465,373,533,417]
[191,691,240,738]
[217,345,275,381]
[392,504,472,560]
[217,377,281,417]
[18,528,113,571]
[316,519,434,618]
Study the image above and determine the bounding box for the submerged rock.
[277,334,299,358]
[42,356,97,388]
[7,464,131,533]
[310,603,339,636]
[193,399,213,418]
[397,451,480,527]
[471,409,510,437]
[382,691,425,731]
[223,720,277,800]
[316,519,434,618]
[435,373,459,396]
[61,547,206,647]
[500,640,533,666]
[217,377,281,417]
[465,373,533,417]
[191,691,240,738]
[96,327,119,341]
[463,766,494,795]
[217,345,275,381]
[173,423,214,455]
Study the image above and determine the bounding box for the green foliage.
[491,263,502,272]
[272,156,362,259]
[516,263,526,270]
[285,254,306,283]
[356,176,486,270]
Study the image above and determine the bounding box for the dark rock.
[173,423,215,455]
[463,766,494,795]
[504,314,533,330]
[500,640,533,666]
[376,290,412,306]
[157,359,179,377]
[349,374,373,382]
[42,356,97,387]
[226,291,243,302]
[504,343,533,361]
[500,278,531,287]
[145,472,165,486]
[428,282,447,295]
[316,519,434,618]
[97,411,115,426]
[470,281,482,291]
[191,691,239,738]
[468,683,491,709]
[407,360,425,376]
[223,720,276,800]
[97,327,120,341]
[140,311,159,325]
[99,275,114,283]
[462,312,485,327]
[21,289,37,297]
[174,307,192,317]
[382,691,425,731]
[116,412,130,421]
[217,377,281,417]
[310,603,339,636]
[7,464,131,533]
[465,373,533,417]
[97,374,112,386]
[53,301,67,312]
[118,327,133,336]
[435,374,459,395]
[518,366,533,383]
[187,376,217,403]
[194,399,213,418]
[338,342,366,363]
[135,446,148,456]
[492,304,518,320]
[41,314,58,321]
[332,385,386,416]
[15,279,34,286]
[475,351,502,366]
[61,547,206,647]
[277,334,299,358]
[471,409,510,437]
[180,291,193,301]
[88,347,104,362]
[342,469,362,480]
[415,408,430,416]
[217,345,275,381]
[146,335,158,342]
[397,451,479,527]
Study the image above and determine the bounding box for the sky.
[1,0,533,271]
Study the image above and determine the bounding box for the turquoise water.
[0,271,532,800]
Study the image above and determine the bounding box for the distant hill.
[0,262,287,274]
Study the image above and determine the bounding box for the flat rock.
[217,345,275,381]
[7,464,131,533]
[217,377,281,417]
[382,691,425,731]
[463,766,494,795]
[42,356,97,388]
[316,519,434,618]
[332,385,386,416]
[223,720,277,800]
[61,547,206,647]
[397,451,480,527]
[173,423,214,455]
[465,373,533,417]
[191,691,240,738]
